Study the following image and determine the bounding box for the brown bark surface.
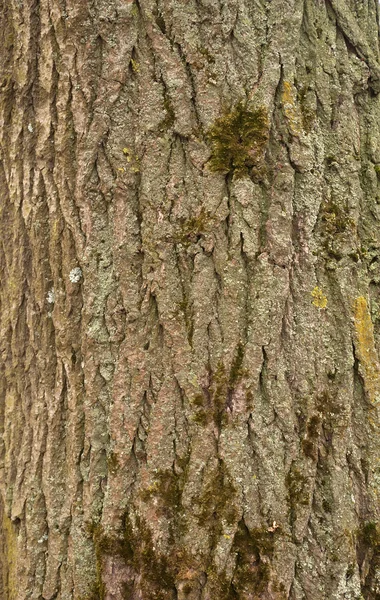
[1,0,380,598]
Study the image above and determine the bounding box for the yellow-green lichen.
[122,147,140,173]
[207,102,269,179]
[282,81,303,136]
[353,296,380,406]
[311,286,327,309]
[130,58,140,73]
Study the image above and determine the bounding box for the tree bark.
[1,0,380,598]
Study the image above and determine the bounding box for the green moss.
[211,360,228,427]
[208,521,277,597]
[207,345,248,427]
[175,207,213,247]
[193,460,237,529]
[301,438,315,458]
[229,343,245,389]
[346,563,355,579]
[286,465,309,526]
[286,467,309,506]
[302,414,321,458]
[158,89,175,132]
[191,410,208,425]
[191,394,205,408]
[319,197,356,260]
[198,46,215,64]
[360,522,380,549]
[322,498,332,513]
[79,524,107,600]
[89,513,178,600]
[321,199,355,236]
[207,102,269,179]
[139,469,182,519]
[107,451,119,475]
[190,393,208,426]
[374,164,380,176]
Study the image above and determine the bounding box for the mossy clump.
[211,344,247,427]
[197,45,215,64]
[207,102,269,179]
[139,469,182,520]
[175,207,213,247]
[321,200,355,236]
[286,465,309,526]
[89,513,178,600]
[232,523,273,596]
[302,414,321,459]
[228,343,245,390]
[158,90,175,132]
[360,521,380,549]
[208,521,276,598]
[193,461,238,529]
[107,451,119,475]
[286,467,309,506]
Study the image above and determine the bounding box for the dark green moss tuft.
[207,103,269,179]
[360,522,380,549]
[158,89,175,132]
[193,461,237,529]
[107,451,120,475]
[90,513,179,600]
[197,45,215,64]
[229,343,245,389]
[191,410,208,425]
[139,469,183,522]
[322,498,332,513]
[229,521,275,595]
[302,438,315,459]
[286,465,309,527]
[302,414,321,458]
[175,207,213,248]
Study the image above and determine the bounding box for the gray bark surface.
[1,0,380,598]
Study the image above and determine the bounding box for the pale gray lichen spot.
[46,288,55,304]
[69,267,82,283]
[27,123,33,132]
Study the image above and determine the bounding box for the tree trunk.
[1,0,380,598]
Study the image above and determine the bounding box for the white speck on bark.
[27,123,33,132]
[46,288,55,304]
[69,267,82,283]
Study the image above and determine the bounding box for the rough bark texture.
[1,0,380,598]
